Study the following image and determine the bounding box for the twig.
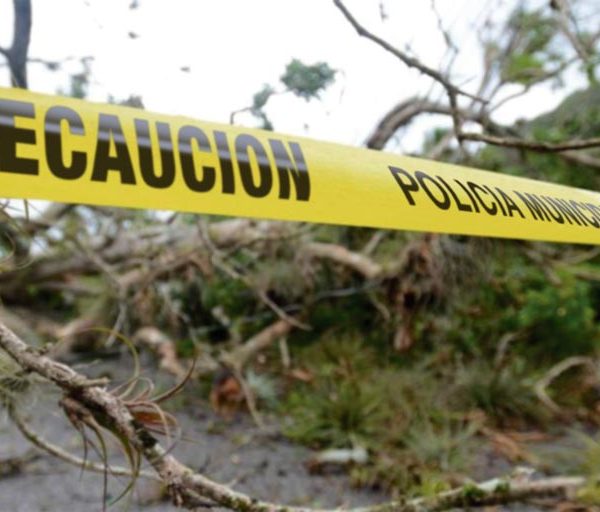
[332,0,484,103]
[73,236,128,347]
[0,449,40,477]
[10,407,159,481]
[560,150,600,169]
[460,132,600,152]
[553,0,596,83]
[535,356,596,414]
[132,327,190,380]
[231,366,265,430]
[305,242,383,279]
[224,319,294,370]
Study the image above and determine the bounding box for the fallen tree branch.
[0,218,288,301]
[305,242,383,279]
[132,327,191,380]
[199,220,310,330]
[560,150,600,169]
[224,318,295,370]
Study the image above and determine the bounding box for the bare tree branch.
[460,132,600,152]
[553,0,596,83]
[535,356,596,414]
[332,0,484,103]
[10,407,160,482]
[365,98,505,150]
[560,150,600,170]
[1,0,33,88]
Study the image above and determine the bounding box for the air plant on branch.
[58,329,195,511]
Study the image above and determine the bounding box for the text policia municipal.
[0,99,310,200]
[390,167,600,229]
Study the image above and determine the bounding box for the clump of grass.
[281,334,479,494]
[284,377,385,448]
[452,359,546,427]
[402,417,477,474]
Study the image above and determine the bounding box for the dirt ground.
[0,355,583,512]
[0,398,392,512]
[0,354,390,512]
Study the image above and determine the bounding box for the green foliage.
[507,8,555,55]
[402,417,477,472]
[201,274,255,319]
[280,59,336,100]
[577,483,600,507]
[244,58,336,130]
[503,53,545,84]
[429,244,600,364]
[500,8,559,85]
[476,85,600,190]
[513,273,598,360]
[252,258,312,302]
[250,85,276,130]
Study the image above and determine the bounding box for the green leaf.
[502,53,545,84]
[280,59,336,100]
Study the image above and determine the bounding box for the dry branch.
[305,243,383,279]
[224,319,295,370]
[535,356,596,414]
[365,98,502,150]
[0,218,285,300]
[132,327,190,380]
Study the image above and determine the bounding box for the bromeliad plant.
[57,331,195,511]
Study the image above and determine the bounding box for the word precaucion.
[0,98,311,201]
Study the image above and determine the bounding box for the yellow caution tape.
[0,87,599,244]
